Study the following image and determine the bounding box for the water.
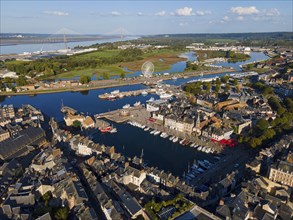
[0,51,269,176]
[214,52,269,71]
[0,36,138,55]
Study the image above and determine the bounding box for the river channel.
[0,51,269,176]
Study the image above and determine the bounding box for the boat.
[179,139,185,145]
[109,127,117,133]
[172,76,177,80]
[198,146,202,151]
[160,93,173,99]
[154,130,161,136]
[141,90,148,96]
[123,104,130,109]
[150,130,156,134]
[144,127,150,131]
[169,136,175,141]
[107,94,117,100]
[183,140,190,145]
[99,126,112,133]
[173,137,179,143]
[190,143,195,147]
[133,101,141,107]
[111,90,120,95]
[146,97,155,102]
[160,132,168,138]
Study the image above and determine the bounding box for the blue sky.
[1,1,292,35]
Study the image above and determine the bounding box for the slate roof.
[0,127,45,160]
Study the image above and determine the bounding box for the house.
[83,116,95,128]
[0,127,10,142]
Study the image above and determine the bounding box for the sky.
[1,0,292,35]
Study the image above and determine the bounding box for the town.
[0,41,292,219]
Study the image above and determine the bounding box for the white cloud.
[175,7,193,16]
[237,16,244,21]
[222,16,230,21]
[196,10,211,16]
[137,12,143,16]
[230,6,259,15]
[155,10,166,16]
[264,8,280,16]
[179,22,188,26]
[111,11,121,16]
[43,11,69,16]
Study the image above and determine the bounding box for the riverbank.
[0,68,235,96]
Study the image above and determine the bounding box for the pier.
[98,88,156,100]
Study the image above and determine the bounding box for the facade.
[0,127,10,142]
[268,160,293,187]
[0,105,15,119]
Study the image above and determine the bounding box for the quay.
[96,106,222,153]
[98,88,156,100]
[60,106,77,115]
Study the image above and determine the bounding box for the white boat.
[110,127,117,133]
[111,90,120,95]
[150,130,156,134]
[172,76,177,80]
[179,139,185,145]
[160,132,168,138]
[133,101,141,107]
[173,137,178,143]
[198,146,202,151]
[141,90,148,96]
[144,127,150,131]
[160,93,173,99]
[190,143,195,147]
[206,148,211,153]
[146,97,155,102]
[169,136,175,141]
[123,104,130,109]
[154,130,161,135]
[202,146,206,152]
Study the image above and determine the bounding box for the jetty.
[60,106,77,115]
[98,88,156,100]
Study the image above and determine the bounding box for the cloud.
[43,11,69,16]
[179,22,188,26]
[175,7,193,16]
[264,8,280,16]
[230,6,259,15]
[196,10,211,16]
[237,16,244,21]
[137,12,143,16]
[111,11,121,16]
[222,16,230,21]
[155,10,166,16]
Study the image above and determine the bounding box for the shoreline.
[0,68,236,97]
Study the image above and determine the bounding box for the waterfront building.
[268,152,293,187]
[0,104,15,119]
[0,127,10,142]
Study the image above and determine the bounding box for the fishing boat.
[123,104,130,109]
[141,90,148,96]
[173,137,179,143]
[154,130,161,135]
[179,139,185,145]
[146,97,155,102]
[133,101,141,107]
[99,126,112,133]
[144,127,150,131]
[109,127,117,133]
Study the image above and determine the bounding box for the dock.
[98,89,156,100]
[61,106,77,115]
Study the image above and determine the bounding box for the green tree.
[232,78,238,86]
[72,120,81,128]
[102,72,110,80]
[249,137,262,148]
[54,207,68,220]
[16,75,28,86]
[224,83,230,93]
[120,72,126,79]
[79,75,91,84]
[256,119,269,131]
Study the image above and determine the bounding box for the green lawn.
[56,65,127,79]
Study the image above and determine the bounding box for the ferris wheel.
[141,61,154,77]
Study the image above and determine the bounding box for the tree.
[102,72,110,80]
[79,75,91,84]
[120,72,126,79]
[224,83,230,93]
[16,75,28,86]
[256,119,269,131]
[221,75,229,83]
[54,207,68,220]
[232,78,238,86]
[72,120,81,128]
[249,137,262,148]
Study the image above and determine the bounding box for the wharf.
[94,118,110,128]
[98,88,155,100]
[61,106,77,115]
